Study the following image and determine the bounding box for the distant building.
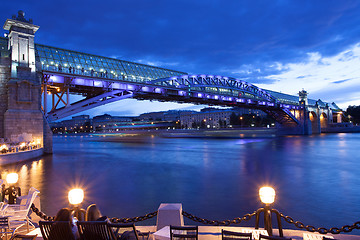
[51,115,91,133]
[92,114,134,131]
[139,110,194,122]
[180,107,266,129]
[50,107,269,133]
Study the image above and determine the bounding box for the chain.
[31,203,157,223]
[31,203,55,221]
[182,210,257,226]
[29,203,360,234]
[279,212,360,234]
[109,211,158,223]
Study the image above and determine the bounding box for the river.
[7,132,360,232]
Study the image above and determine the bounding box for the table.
[26,228,43,239]
[153,226,268,240]
[303,233,334,240]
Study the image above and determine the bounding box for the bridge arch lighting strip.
[148,75,278,102]
[45,74,284,109]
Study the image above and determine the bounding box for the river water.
[8,133,360,232]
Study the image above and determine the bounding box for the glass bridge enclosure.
[35,43,187,83]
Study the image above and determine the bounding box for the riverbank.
[322,125,360,133]
[0,148,43,166]
[90,128,278,139]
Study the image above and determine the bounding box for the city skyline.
[2,1,360,117]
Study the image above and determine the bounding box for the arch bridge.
[0,11,345,157]
[35,42,340,134]
[0,11,343,143]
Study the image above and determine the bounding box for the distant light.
[68,189,84,205]
[259,187,275,204]
[6,173,19,185]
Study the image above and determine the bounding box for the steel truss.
[41,72,300,125]
[148,75,277,102]
[46,90,133,122]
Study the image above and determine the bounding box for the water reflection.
[1,133,360,232]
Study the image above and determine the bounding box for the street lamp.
[255,186,283,237]
[68,188,86,221]
[2,173,21,204]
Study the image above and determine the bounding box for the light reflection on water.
[5,133,360,233]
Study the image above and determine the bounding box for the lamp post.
[1,173,21,204]
[68,188,86,221]
[255,187,283,237]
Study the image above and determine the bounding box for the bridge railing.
[41,63,140,82]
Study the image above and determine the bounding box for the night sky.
[2,1,360,116]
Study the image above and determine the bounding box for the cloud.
[332,79,351,84]
[255,43,360,109]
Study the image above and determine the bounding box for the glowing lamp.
[6,173,19,185]
[259,187,275,204]
[68,189,84,205]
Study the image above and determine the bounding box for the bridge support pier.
[0,11,52,155]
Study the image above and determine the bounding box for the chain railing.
[182,210,257,226]
[279,212,360,235]
[30,203,360,235]
[109,211,158,223]
[31,203,54,221]
[31,203,157,223]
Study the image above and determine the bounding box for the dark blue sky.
[2,0,360,115]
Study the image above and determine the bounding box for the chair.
[222,229,252,240]
[2,187,40,233]
[0,217,12,240]
[108,222,141,240]
[77,221,117,240]
[39,221,76,240]
[259,234,292,240]
[9,234,37,240]
[170,225,198,240]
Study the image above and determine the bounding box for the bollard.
[156,203,184,231]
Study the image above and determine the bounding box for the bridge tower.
[1,11,52,153]
[298,89,313,135]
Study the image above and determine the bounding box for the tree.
[230,112,239,126]
[346,105,360,124]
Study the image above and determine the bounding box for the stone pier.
[0,11,52,156]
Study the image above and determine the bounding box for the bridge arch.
[309,111,319,134]
[320,112,328,129]
[148,75,277,102]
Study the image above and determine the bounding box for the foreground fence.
[31,203,360,235]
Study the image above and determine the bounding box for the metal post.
[44,84,47,115]
[66,87,69,107]
[264,205,273,236]
[52,91,55,111]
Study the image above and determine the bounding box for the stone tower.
[1,11,46,150]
